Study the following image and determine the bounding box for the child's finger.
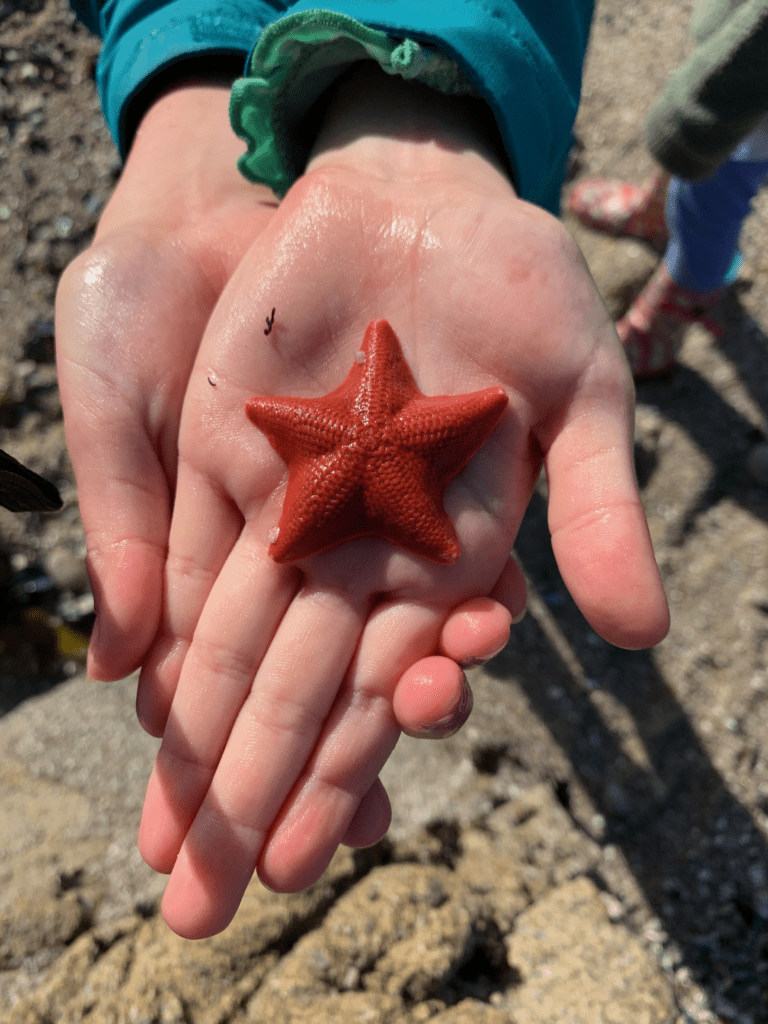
[77,435,168,682]
[135,464,246,736]
[393,656,473,738]
[55,244,201,681]
[545,382,669,649]
[489,552,528,617]
[436,556,527,667]
[137,531,311,875]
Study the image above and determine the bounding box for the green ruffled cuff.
[229,9,476,197]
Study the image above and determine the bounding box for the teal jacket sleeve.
[68,1,289,155]
[70,0,593,213]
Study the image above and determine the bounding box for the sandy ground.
[2,1,768,1022]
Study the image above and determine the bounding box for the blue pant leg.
[664,159,768,291]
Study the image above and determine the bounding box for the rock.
[455,784,603,931]
[4,853,363,1024]
[505,877,676,1024]
[0,885,90,967]
[245,862,482,1020]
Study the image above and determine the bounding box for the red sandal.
[568,170,670,251]
[616,265,726,378]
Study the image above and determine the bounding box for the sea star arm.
[246,394,352,461]
[391,387,508,480]
[362,448,461,563]
[269,444,366,562]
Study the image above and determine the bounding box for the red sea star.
[246,319,508,564]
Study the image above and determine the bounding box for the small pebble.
[55,215,74,239]
[84,193,103,216]
[58,592,95,622]
[355,350,366,364]
[341,966,360,990]
[745,442,768,486]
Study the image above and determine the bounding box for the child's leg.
[619,156,768,377]
[664,159,768,291]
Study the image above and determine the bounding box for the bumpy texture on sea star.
[246,319,508,564]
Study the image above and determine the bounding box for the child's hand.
[55,83,278,681]
[135,68,668,938]
[55,75,521,933]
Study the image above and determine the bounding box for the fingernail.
[511,605,527,625]
[408,674,474,740]
[460,635,511,669]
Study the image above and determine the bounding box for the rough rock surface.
[0,680,673,1023]
[2,0,768,1022]
[506,877,675,1024]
